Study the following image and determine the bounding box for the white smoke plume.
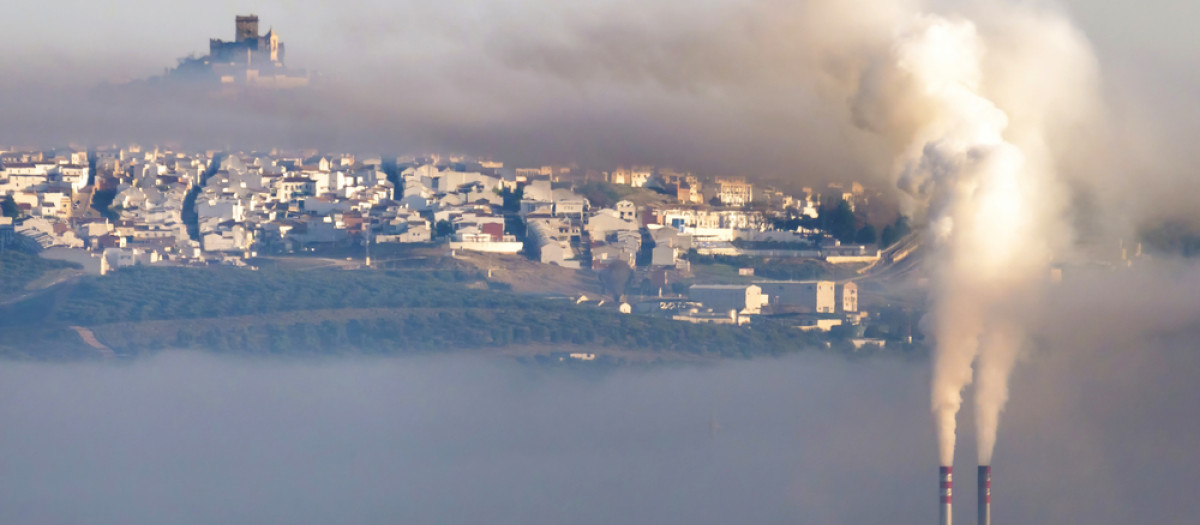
[974,323,1024,465]
[838,4,1100,467]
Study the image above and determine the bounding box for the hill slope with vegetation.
[1,251,81,299]
[0,262,913,362]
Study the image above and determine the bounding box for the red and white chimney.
[978,465,991,525]
[939,466,953,525]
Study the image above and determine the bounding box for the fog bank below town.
[1,339,1196,524]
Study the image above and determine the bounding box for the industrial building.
[755,280,836,313]
[688,284,768,315]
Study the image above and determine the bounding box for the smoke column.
[888,14,1049,468]
[838,4,1100,468]
[974,323,1023,465]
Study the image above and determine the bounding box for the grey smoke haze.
[2,0,1198,214]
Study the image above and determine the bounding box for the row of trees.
[1,265,488,327]
[3,250,930,360]
[94,305,840,359]
[773,198,912,247]
[685,252,838,281]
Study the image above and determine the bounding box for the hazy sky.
[2,0,1197,201]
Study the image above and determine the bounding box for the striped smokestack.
[939,466,952,525]
[978,466,991,525]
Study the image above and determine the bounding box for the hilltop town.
[0,15,943,357]
[1,143,924,352]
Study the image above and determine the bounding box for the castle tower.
[235,15,259,43]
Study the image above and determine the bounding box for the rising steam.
[840,4,1099,466]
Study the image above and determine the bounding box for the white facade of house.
[3,172,48,193]
[586,209,638,238]
[527,218,580,267]
[53,165,89,193]
[715,178,753,207]
[449,237,523,254]
[615,200,637,222]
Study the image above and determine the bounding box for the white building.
[715,178,753,207]
[2,171,48,193]
[527,218,580,268]
[615,200,637,222]
[53,165,89,193]
[610,167,653,187]
[840,282,859,313]
[586,209,638,238]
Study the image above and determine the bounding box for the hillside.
[0,262,914,362]
[0,251,83,303]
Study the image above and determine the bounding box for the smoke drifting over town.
[1,0,1197,222]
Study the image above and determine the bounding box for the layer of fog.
[3,314,1199,525]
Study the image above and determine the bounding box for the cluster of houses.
[3,145,882,333]
[0,149,108,265]
[1,146,429,271]
[0,150,89,221]
[193,153,407,257]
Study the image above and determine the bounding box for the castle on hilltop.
[167,14,309,90]
[209,15,286,65]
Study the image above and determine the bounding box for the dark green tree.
[501,184,524,212]
[855,224,878,245]
[91,188,119,221]
[1,195,18,218]
[881,216,911,247]
[599,260,633,301]
[575,182,622,208]
[827,199,857,244]
[381,159,403,199]
[435,220,455,238]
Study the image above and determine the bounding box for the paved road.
[71,186,97,219]
[846,233,929,309]
[847,232,923,283]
